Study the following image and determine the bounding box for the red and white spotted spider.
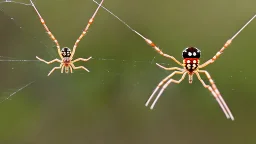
[30,0,104,76]
[93,0,256,120]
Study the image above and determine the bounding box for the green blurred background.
[0,0,256,143]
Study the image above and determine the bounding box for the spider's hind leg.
[149,72,187,109]
[195,71,234,120]
[48,64,63,76]
[146,71,186,108]
[70,63,90,72]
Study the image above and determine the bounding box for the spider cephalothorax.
[94,0,256,120]
[30,0,104,76]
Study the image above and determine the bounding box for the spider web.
[0,0,173,104]
[0,0,42,103]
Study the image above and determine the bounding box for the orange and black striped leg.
[29,0,62,58]
[195,71,234,120]
[92,1,183,66]
[199,39,232,69]
[144,39,183,66]
[200,14,256,69]
[70,0,104,59]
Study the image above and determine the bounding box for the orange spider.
[93,0,256,120]
[30,0,104,76]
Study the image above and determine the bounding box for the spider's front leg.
[199,14,256,69]
[70,63,90,72]
[199,39,232,69]
[92,0,183,66]
[36,56,62,64]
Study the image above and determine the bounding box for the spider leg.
[150,72,187,109]
[156,63,184,71]
[146,71,185,107]
[48,64,63,76]
[93,0,183,66]
[199,14,256,69]
[36,56,61,64]
[61,66,64,73]
[69,66,73,73]
[146,71,180,107]
[195,71,234,120]
[70,63,90,72]
[70,0,104,59]
[30,0,62,58]
[72,57,92,63]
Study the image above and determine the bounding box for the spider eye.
[61,47,71,57]
[182,47,201,58]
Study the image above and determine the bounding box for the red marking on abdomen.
[184,58,199,64]
[63,59,70,67]
[184,58,199,73]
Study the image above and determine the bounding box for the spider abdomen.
[61,47,71,57]
[63,57,71,67]
[183,58,199,73]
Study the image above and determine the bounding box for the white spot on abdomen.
[187,64,191,69]
[192,64,197,69]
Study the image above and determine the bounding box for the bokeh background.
[0,0,256,143]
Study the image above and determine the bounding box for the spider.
[29,0,104,76]
[93,0,256,120]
